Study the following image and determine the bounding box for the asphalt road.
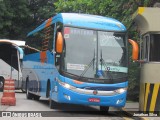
[0,91,130,120]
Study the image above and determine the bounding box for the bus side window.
[25,32,42,55]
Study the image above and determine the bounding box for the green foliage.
[0,0,56,39]
[54,0,113,15]
[0,0,30,39]
[28,0,56,24]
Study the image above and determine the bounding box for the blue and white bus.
[22,13,138,112]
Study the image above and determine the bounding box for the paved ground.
[0,91,9,111]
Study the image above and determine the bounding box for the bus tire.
[21,88,26,93]
[100,106,109,113]
[46,80,50,98]
[49,99,54,109]
[0,77,4,92]
[26,80,33,99]
[49,99,59,109]
[33,95,40,100]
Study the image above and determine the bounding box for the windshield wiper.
[100,49,113,80]
[78,49,96,79]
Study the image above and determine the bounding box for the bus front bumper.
[56,83,127,107]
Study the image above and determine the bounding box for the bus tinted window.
[25,24,55,54]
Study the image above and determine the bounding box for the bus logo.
[93,90,98,95]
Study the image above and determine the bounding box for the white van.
[0,39,25,91]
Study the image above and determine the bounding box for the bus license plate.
[88,98,100,102]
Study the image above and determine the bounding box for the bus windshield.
[62,27,127,81]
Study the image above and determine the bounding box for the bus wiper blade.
[100,50,113,80]
[78,49,96,79]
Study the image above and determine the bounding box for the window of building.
[141,35,150,62]
[150,34,160,61]
[141,33,160,62]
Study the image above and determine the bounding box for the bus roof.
[0,39,25,46]
[27,13,126,36]
[0,39,24,59]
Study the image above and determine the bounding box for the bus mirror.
[56,32,63,53]
[128,39,139,61]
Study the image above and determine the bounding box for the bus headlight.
[61,82,76,90]
[64,83,71,89]
[115,88,127,94]
[57,78,76,90]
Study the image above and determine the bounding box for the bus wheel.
[49,99,55,109]
[0,77,4,92]
[100,106,109,113]
[48,92,58,109]
[26,81,33,99]
[46,80,50,98]
[21,88,26,93]
[33,95,40,100]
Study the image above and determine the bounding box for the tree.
[0,0,31,39]
[0,0,56,39]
